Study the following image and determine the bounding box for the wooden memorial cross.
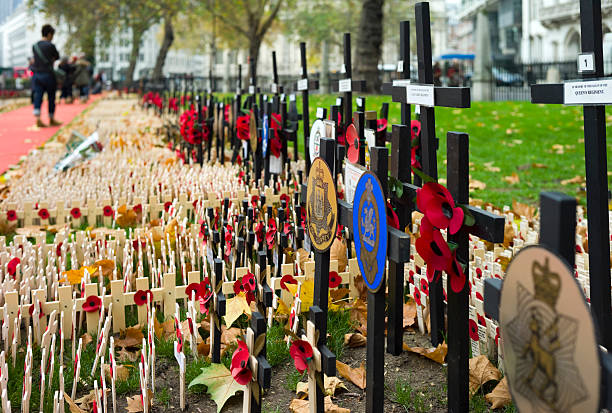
[530,0,611,349]
[484,191,612,412]
[296,42,320,174]
[242,312,272,413]
[305,137,338,411]
[255,251,274,319]
[333,33,367,152]
[210,258,226,364]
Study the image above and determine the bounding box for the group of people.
[30,24,93,128]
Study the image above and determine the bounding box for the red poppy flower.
[70,208,81,219]
[28,302,44,319]
[7,257,19,277]
[242,272,256,292]
[475,291,484,301]
[386,201,400,230]
[164,202,172,213]
[408,270,415,285]
[446,256,467,294]
[329,271,341,288]
[6,210,17,221]
[245,291,255,305]
[270,134,282,157]
[283,222,292,236]
[413,287,422,307]
[289,308,297,331]
[199,221,207,239]
[199,290,213,314]
[134,289,153,306]
[494,327,500,346]
[83,295,102,313]
[280,193,291,207]
[233,279,245,295]
[236,114,251,141]
[103,206,113,217]
[376,118,388,134]
[336,224,344,239]
[477,314,486,327]
[416,182,464,235]
[280,274,297,291]
[38,208,50,220]
[300,208,306,229]
[419,278,429,296]
[290,340,313,373]
[475,268,482,278]
[186,282,203,300]
[133,204,142,214]
[230,340,252,385]
[56,242,63,257]
[415,224,452,282]
[469,319,479,341]
[251,195,259,209]
[255,221,265,244]
[266,219,277,249]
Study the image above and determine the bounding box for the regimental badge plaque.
[306,158,338,252]
[249,110,258,153]
[499,246,600,413]
[353,171,387,293]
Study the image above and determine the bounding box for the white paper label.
[406,84,435,107]
[578,53,595,73]
[270,155,282,174]
[316,108,324,119]
[339,78,352,93]
[393,79,411,87]
[263,95,268,102]
[341,64,346,74]
[290,94,296,102]
[297,78,308,91]
[397,60,404,72]
[236,87,240,94]
[563,78,612,105]
[356,97,363,108]
[271,83,278,94]
[335,98,342,106]
[364,128,375,149]
[242,141,248,159]
[345,162,366,204]
[248,85,255,94]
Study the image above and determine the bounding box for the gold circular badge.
[249,110,258,153]
[306,158,338,253]
[499,246,600,413]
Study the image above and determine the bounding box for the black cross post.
[530,0,611,350]
[297,42,320,175]
[211,258,226,364]
[334,33,367,160]
[484,191,612,411]
[309,137,338,412]
[270,51,282,112]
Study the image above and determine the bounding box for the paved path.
[0,95,101,173]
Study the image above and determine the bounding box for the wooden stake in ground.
[174,304,186,411]
[71,337,83,400]
[242,312,271,413]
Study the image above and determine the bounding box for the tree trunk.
[152,15,175,80]
[354,0,384,93]
[126,28,144,86]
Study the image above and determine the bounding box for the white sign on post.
[393,79,411,87]
[406,84,435,107]
[345,162,366,204]
[271,83,278,94]
[563,78,612,105]
[364,128,375,149]
[248,85,255,94]
[397,60,404,72]
[270,155,282,174]
[339,79,352,93]
[297,79,308,91]
[578,53,595,74]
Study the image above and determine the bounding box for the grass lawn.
[286,94,612,207]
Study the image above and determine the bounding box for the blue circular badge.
[262,114,269,157]
[353,171,387,292]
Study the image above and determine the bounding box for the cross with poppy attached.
[235,312,271,413]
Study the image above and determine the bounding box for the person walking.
[73,54,91,103]
[31,24,60,127]
[58,56,75,103]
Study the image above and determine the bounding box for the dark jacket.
[31,40,59,73]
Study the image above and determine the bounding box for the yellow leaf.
[485,377,511,409]
[62,269,84,285]
[402,343,448,365]
[276,299,291,315]
[289,396,350,413]
[502,173,520,185]
[469,355,501,396]
[223,294,251,327]
[286,279,314,313]
[336,360,366,389]
[296,376,347,397]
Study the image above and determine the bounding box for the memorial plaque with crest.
[499,245,600,413]
[306,158,337,252]
[353,171,387,293]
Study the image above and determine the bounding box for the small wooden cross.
[242,312,271,413]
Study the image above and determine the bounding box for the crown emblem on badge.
[532,258,561,309]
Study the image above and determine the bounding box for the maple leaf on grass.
[189,363,245,413]
[296,376,347,397]
[336,360,366,389]
[485,377,512,409]
[289,396,350,413]
[469,355,501,396]
[402,342,447,365]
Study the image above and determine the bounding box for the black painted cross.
[296,42,320,175]
[210,258,226,364]
[530,0,611,350]
[333,33,367,161]
[269,51,282,113]
[383,3,472,347]
[483,191,612,411]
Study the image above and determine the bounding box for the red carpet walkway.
[0,95,101,173]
